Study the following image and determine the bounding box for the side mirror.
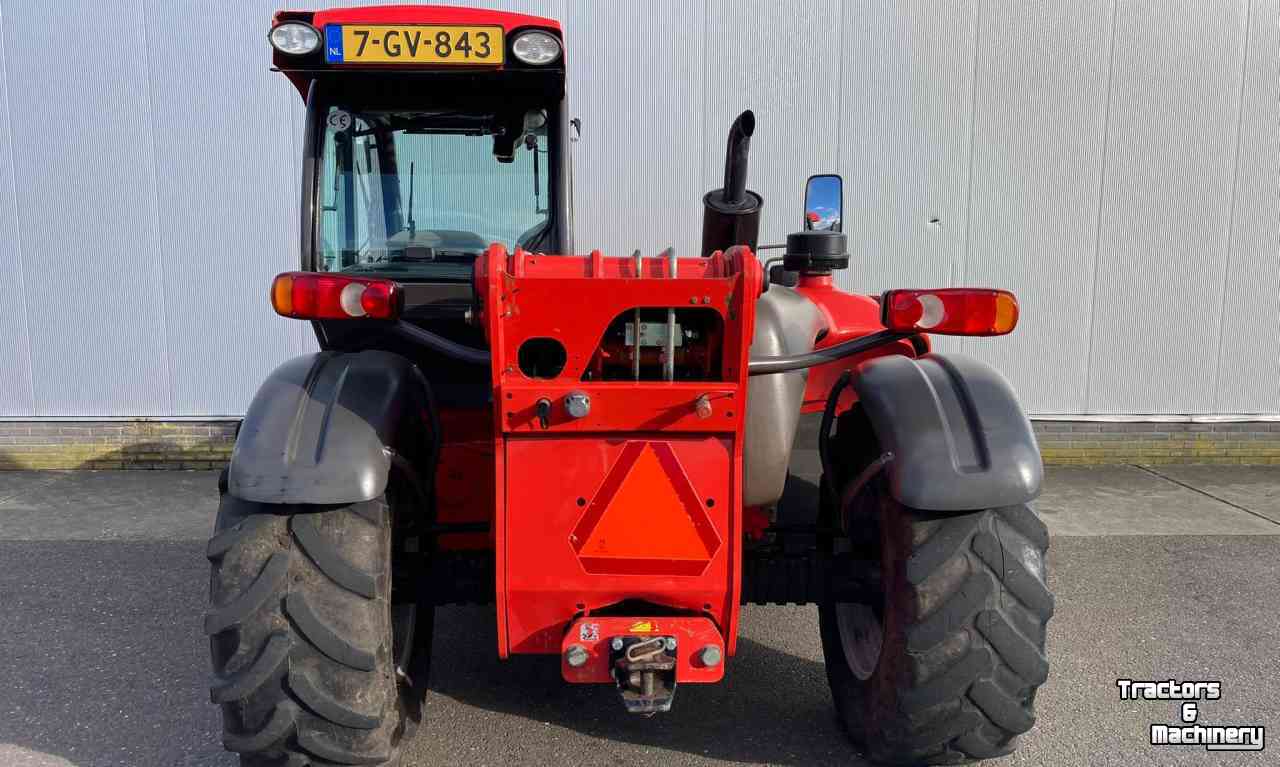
[570,117,582,143]
[803,174,842,232]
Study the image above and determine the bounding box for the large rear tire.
[819,423,1053,764]
[206,484,431,766]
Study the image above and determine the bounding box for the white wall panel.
[837,0,979,296]
[4,0,170,416]
[957,0,1114,413]
[0,0,1274,418]
[1212,0,1280,414]
[1086,0,1250,413]
[702,1,844,251]
[567,0,706,257]
[144,0,308,416]
[0,5,34,416]
[0,6,32,417]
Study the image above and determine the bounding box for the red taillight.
[881,288,1019,336]
[270,272,401,320]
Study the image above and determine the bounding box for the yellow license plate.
[326,25,504,65]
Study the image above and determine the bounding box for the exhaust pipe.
[722,110,755,207]
[701,110,763,257]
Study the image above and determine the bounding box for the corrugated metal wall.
[0,0,1275,418]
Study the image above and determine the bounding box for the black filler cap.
[783,230,849,273]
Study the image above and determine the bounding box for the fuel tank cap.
[782,230,850,273]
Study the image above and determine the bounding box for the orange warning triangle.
[571,441,721,576]
[579,444,710,561]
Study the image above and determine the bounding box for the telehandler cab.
[206,6,1053,765]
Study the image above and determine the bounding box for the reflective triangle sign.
[570,441,720,576]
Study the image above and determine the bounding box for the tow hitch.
[561,617,725,714]
[611,635,678,714]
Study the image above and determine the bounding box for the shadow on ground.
[421,469,855,767]
[0,463,861,766]
[424,605,865,766]
[0,453,222,541]
[0,540,231,767]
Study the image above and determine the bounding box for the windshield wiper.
[407,162,417,240]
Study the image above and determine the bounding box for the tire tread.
[209,632,290,703]
[822,499,1052,765]
[292,514,378,598]
[286,593,377,671]
[899,504,1049,762]
[204,551,290,635]
[207,495,405,766]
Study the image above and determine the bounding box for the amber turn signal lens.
[993,291,1019,334]
[881,288,1019,336]
[270,274,294,316]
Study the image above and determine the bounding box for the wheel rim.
[835,602,883,681]
[392,603,416,673]
[387,483,425,695]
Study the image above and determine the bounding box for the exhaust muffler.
[700,110,763,257]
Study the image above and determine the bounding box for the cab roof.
[291,4,562,34]
[272,5,564,98]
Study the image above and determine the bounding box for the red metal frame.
[477,245,762,660]
[794,273,923,413]
[561,616,725,684]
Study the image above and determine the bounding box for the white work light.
[511,30,561,65]
[270,23,321,56]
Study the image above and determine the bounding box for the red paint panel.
[571,441,721,576]
[503,435,734,655]
[482,245,760,659]
[309,6,562,35]
[561,616,725,684]
[568,441,647,547]
[484,247,758,386]
[502,384,741,434]
[794,274,921,413]
[433,407,493,550]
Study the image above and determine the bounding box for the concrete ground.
[0,466,1277,766]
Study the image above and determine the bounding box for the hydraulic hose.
[816,371,895,532]
[395,315,903,373]
[746,329,909,376]
[818,370,853,508]
[392,321,490,366]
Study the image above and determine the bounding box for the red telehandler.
[205,6,1053,765]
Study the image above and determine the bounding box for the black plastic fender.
[851,353,1041,511]
[228,350,435,505]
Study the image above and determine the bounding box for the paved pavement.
[0,466,1277,766]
